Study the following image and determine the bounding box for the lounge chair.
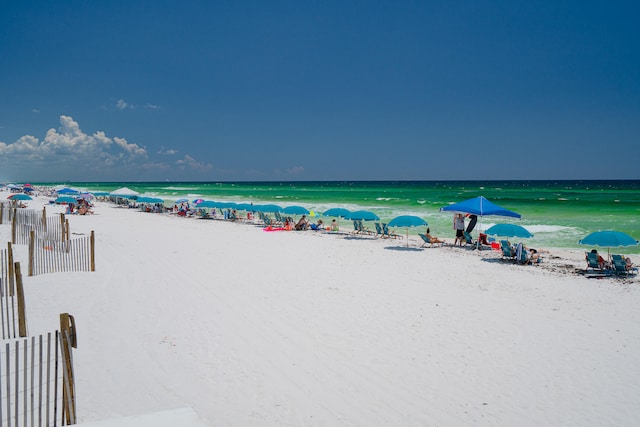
[463,231,475,245]
[418,233,442,247]
[611,254,638,276]
[382,223,402,239]
[357,220,374,236]
[585,251,606,271]
[516,243,532,264]
[374,222,384,238]
[500,240,516,260]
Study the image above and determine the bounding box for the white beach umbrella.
[109,187,140,197]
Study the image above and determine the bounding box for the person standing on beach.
[453,213,465,245]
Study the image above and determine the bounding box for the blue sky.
[1,1,638,182]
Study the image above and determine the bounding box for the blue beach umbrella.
[235,203,255,211]
[9,194,32,201]
[485,223,533,239]
[323,208,351,218]
[56,188,79,195]
[388,215,428,246]
[195,200,218,208]
[55,196,78,204]
[175,198,190,203]
[137,197,164,204]
[579,231,639,248]
[217,201,238,209]
[347,210,380,221]
[388,215,428,228]
[254,204,284,213]
[283,205,310,215]
[579,230,639,258]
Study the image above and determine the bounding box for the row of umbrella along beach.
[26,189,639,253]
[121,192,640,252]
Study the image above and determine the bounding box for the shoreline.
[6,181,640,253]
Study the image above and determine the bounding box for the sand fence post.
[28,230,35,277]
[7,242,15,297]
[11,214,17,244]
[42,206,47,231]
[60,313,77,424]
[14,262,26,337]
[59,213,65,242]
[90,230,95,272]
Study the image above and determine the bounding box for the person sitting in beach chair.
[611,255,638,275]
[309,219,324,231]
[295,215,309,230]
[500,240,516,259]
[516,243,542,264]
[77,205,93,215]
[419,228,444,247]
[585,249,608,270]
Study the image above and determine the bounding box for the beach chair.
[374,222,384,238]
[382,223,402,239]
[419,233,443,247]
[611,254,638,276]
[585,251,604,270]
[463,231,478,248]
[515,243,529,264]
[500,240,516,260]
[350,220,360,234]
[357,220,374,236]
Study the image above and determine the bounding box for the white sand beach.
[2,193,640,426]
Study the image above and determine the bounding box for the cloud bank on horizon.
[0,116,308,182]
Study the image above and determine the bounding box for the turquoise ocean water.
[40,180,640,253]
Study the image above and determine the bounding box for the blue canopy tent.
[440,196,521,218]
[440,196,521,248]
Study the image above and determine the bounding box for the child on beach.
[453,214,465,245]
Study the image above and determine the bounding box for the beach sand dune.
[3,196,640,426]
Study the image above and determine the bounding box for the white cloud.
[175,155,212,171]
[32,109,40,113]
[0,115,220,180]
[116,99,131,110]
[158,147,178,155]
[114,99,159,111]
[286,166,304,175]
[0,115,148,176]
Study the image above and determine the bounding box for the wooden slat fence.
[0,205,9,225]
[0,313,77,426]
[11,212,66,247]
[0,255,27,341]
[28,232,95,277]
